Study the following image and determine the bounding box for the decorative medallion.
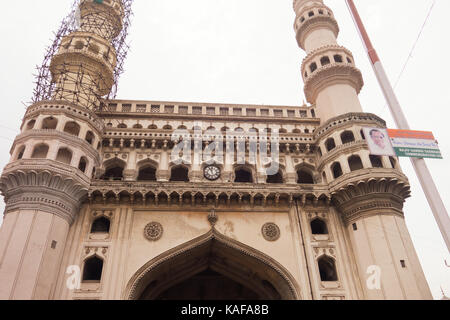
[262,223,281,242]
[144,222,163,241]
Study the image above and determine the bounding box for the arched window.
[318,256,338,281]
[148,124,157,130]
[177,125,187,130]
[138,166,157,181]
[118,123,127,128]
[221,126,229,132]
[325,138,336,152]
[266,170,283,184]
[74,41,84,50]
[293,128,302,134]
[311,219,329,235]
[42,117,57,130]
[341,131,355,144]
[297,169,314,184]
[91,217,110,233]
[85,131,95,145]
[133,124,143,129]
[320,56,331,66]
[78,157,88,173]
[56,148,73,165]
[334,55,343,63]
[310,62,318,73]
[82,256,103,282]
[63,121,80,137]
[170,166,189,182]
[26,119,36,130]
[390,157,397,169]
[370,155,383,168]
[348,155,364,171]
[16,146,25,160]
[331,162,343,179]
[163,125,173,130]
[234,167,253,183]
[31,144,49,159]
[102,160,125,181]
[279,128,287,134]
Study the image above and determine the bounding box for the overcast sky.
[0,0,448,299]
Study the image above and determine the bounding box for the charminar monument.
[0,0,432,300]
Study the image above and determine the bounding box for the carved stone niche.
[88,210,113,241]
[307,212,331,242]
[78,246,109,293]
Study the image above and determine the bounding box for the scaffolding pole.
[346,0,450,251]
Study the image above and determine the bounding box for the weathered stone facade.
[0,0,432,300]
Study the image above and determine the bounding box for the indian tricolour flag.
[387,129,443,159]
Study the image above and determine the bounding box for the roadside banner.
[387,129,443,159]
[363,127,396,156]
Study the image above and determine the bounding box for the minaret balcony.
[328,170,411,225]
[301,45,364,104]
[294,4,339,50]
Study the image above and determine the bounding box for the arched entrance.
[124,229,301,300]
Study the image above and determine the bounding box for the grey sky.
[0,0,448,299]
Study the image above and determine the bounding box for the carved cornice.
[330,175,411,225]
[3,159,91,186]
[88,180,331,208]
[304,64,364,104]
[0,168,90,224]
[314,113,386,140]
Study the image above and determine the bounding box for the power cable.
[378,0,436,115]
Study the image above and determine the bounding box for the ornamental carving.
[262,223,281,242]
[144,222,163,241]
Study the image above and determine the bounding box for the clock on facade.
[204,165,221,181]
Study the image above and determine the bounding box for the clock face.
[204,165,221,181]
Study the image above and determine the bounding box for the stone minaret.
[0,0,123,299]
[294,0,364,123]
[294,0,432,299]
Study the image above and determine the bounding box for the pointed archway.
[124,229,301,300]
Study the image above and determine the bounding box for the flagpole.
[346,0,450,251]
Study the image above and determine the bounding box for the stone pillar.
[332,177,432,300]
